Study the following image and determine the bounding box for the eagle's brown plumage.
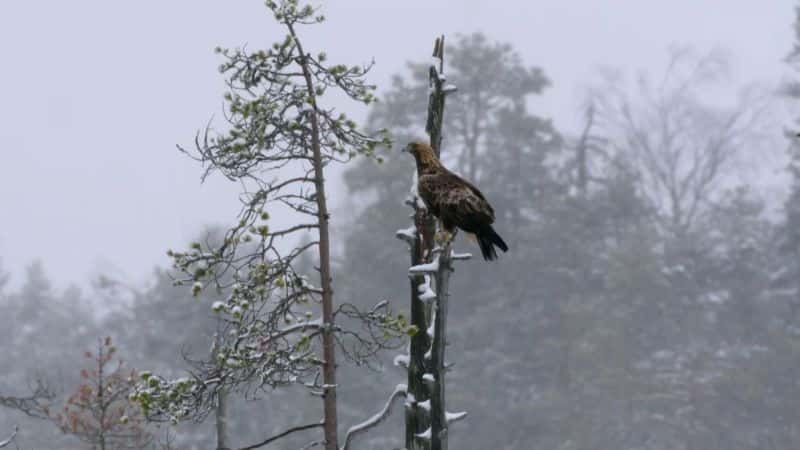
[404,141,508,261]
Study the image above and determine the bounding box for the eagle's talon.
[435,230,453,246]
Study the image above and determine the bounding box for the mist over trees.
[2,2,800,450]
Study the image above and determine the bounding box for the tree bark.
[430,247,451,450]
[98,342,106,450]
[405,34,454,450]
[405,225,431,450]
[291,24,339,450]
[216,387,229,450]
[211,327,230,450]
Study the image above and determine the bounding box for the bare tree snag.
[398,34,464,450]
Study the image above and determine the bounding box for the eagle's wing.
[419,171,495,233]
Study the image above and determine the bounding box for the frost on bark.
[396,36,467,450]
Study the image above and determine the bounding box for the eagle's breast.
[417,173,440,214]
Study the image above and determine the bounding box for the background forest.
[3,2,800,450]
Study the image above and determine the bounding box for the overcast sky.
[0,0,795,289]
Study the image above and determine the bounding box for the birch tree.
[591,48,769,237]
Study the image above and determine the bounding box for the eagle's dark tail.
[476,226,509,261]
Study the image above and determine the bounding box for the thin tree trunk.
[314,114,339,450]
[430,248,451,450]
[98,342,106,450]
[405,227,431,450]
[425,36,446,155]
[290,24,339,450]
[575,102,595,197]
[211,328,230,450]
[406,34,455,450]
[427,36,450,450]
[216,387,229,449]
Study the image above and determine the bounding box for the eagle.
[403,141,508,261]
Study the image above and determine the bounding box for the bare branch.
[341,384,407,450]
[591,48,768,234]
[239,422,324,450]
[0,426,18,449]
[0,378,56,420]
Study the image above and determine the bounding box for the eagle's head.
[403,141,441,173]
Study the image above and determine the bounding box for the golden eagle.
[403,141,508,261]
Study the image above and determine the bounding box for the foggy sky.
[0,0,794,289]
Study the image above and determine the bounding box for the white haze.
[0,0,794,289]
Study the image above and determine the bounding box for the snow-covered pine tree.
[130,2,414,449]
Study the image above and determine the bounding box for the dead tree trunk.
[398,35,466,450]
[402,219,431,450]
[429,248,452,450]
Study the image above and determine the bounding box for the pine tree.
[130,3,409,450]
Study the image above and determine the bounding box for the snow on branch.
[450,250,472,260]
[442,83,458,93]
[395,226,417,245]
[445,411,467,424]
[0,426,18,449]
[406,172,427,211]
[393,354,410,369]
[333,301,410,365]
[409,255,440,274]
[340,384,408,450]
[268,318,324,342]
[404,392,416,409]
[418,275,437,302]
